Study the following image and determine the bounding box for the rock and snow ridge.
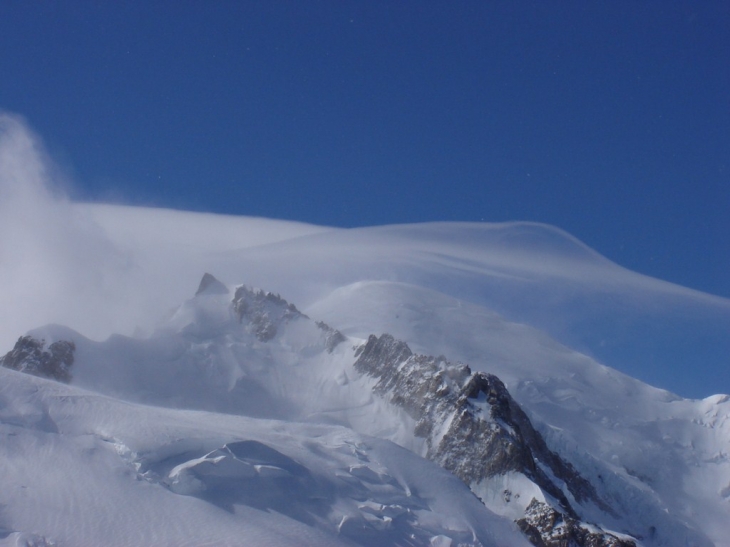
[352,334,634,547]
[0,335,75,383]
[1,274,727,546]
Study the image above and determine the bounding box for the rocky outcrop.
[0,336,75,383]
[232,284,345,352]
[315,321,347,353]
[233,286,302,342]
[353,334,634,547]
[518,499,635,547]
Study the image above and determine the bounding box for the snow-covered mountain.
[3,268,728,546]
[3,112,730,546]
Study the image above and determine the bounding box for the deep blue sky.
[1,1,728,297]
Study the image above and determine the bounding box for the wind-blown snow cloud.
[0,113,329,350]
[0,113,140,348]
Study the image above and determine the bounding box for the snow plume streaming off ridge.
[0,113,330,351]
[0,113,138,349]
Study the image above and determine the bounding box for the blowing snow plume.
[0,113,329,352]
[0,113,138,349]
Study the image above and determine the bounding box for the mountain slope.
[0,365,528,547]
[309,280,730,545]
[4,277,726,546]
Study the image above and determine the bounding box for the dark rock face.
[518,499,635,547]
[458,373,615,516]
[232,285,345,352]
[233,286,303,342]
[353,334,633,547]
[0,336,75,383]
[315,321,347,353]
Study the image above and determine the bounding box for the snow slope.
[0,365,527,546]
[309,280,730,545]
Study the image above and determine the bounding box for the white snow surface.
[0,366,527,547]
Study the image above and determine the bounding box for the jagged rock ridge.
[233,285,301,342]
[232,283,344,352]
[354,334,635,547]
[518,500,635,547]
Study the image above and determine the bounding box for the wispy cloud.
[0,113,328,349]
[0,113,139,347]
